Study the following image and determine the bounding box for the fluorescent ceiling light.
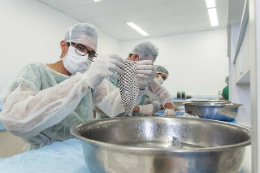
[205,0,215,8]
[94,0,101,2]
[208,8,218,26]
[127,22,149,36]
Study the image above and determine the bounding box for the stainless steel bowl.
[184,102,242,121]
[71,117,250,173]
[190,100,231,103]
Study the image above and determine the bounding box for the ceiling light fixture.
[127,22,149,36]
[208,8,218,26]
[205,0,215,8]
[94,0,101,2]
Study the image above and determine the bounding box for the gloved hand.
[163,109,176,117]
[173,105,181,111]
[137,60,156,89]
[84,54,124,88]
[139,104,154,116]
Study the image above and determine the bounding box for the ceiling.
[38,0,228,41]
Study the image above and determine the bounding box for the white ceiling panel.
[170,0,207,14]
[83,18,97,26]
[185,27,212,33]
[216,0,228,7]
[109,31,147,41]
[160,24,187,35]
[149,14,181,27]
[177,10,209,23]
[141,3,176,18]
[88,15,124,27]
[39,0,68,11]
[164,30,187,36]
[131,19,156,30]
[166,0,181,2]
[131,0,169,8]
[73,3,110,18]
[98,26,115,35]
[144,27,165,36]
[38,0,228,41]
[183,20,211,31]
[97,0,137,14]
[210,25,226,30]
[101,24,134,33]
[186,23,226,33]
[217,6,228,18]
[114,9,149,23]
[118,31,147,40]
[218,16,228,26]
[61,9,87,22]
[80,18,105,28]
[55,0,94,8]
[146,32,166,38]
[124,35,147,41]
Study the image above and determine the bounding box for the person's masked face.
[62,45,93,75]
[155,73,167,85]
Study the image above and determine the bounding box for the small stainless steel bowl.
[184,102,242,121]
[71,117,250,173]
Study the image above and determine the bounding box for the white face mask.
[155,75,164,85]
[62,46,92,75]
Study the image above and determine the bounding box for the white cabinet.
[229,0,260,172]
[228,0,250,84]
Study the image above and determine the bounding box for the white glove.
[137,60,156,89]
[139,104,154,116]
[163,109,176,117]
[173,105,180,111]
[84,54,124,88]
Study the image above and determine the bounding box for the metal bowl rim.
[192,100,230,101]
[70,117,251,153]
[188,100,231,103]
[183,102,243,106]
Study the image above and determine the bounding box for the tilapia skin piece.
[119,61,139,116]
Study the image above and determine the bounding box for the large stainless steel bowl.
[71,117,250,173]
[184,102,242,121]
[190,100,231,103]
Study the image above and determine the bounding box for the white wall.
[119,29,228,96]
[229,25,251,120]
[229,0,258,172]
[0,0,228,98]
[0,0,120,98]
[256,0,260,171]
